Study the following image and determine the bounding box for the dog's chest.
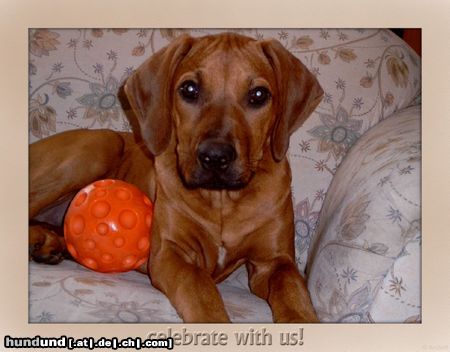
[193,187,282,270]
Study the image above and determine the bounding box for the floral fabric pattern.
[307,106,421,323]
[29,261,272,323]
[308,106,363,161]
[29,29,421,323]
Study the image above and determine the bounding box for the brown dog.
[29,33,323,323]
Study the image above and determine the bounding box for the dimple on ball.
[64,179,153,273]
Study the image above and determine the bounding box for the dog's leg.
[247,257,318,323]
[149,242,230,322]
[29,129,125,264]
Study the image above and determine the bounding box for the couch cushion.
[307,105,421,322]
[29,260,272,323]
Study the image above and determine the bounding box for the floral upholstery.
[307,105,421,323]
[29,29,421,323]
[29,260,272,323]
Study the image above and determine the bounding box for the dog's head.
[124,33,323,190]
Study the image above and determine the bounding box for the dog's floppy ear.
[124,34,194,155]
[261,39,323,162]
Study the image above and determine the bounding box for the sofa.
[29,28,421,323]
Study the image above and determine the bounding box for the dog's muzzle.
[180,138,249,190]
[197,139,237,172]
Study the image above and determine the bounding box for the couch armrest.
[307,105,421,323]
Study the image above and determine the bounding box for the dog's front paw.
[29,223,67,265]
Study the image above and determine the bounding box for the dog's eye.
[179,80,199,102]
[248,86,271,107]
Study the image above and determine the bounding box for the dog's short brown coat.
[29,33,323,322]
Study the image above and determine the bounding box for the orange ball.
[64,179,153,273]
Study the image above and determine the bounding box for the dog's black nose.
[197,140,236,171]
